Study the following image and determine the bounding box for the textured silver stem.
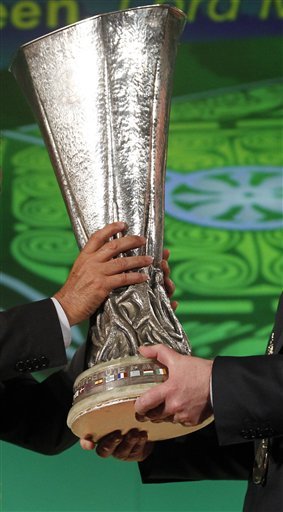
[89,268,191,366]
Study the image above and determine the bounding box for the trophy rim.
[13,4,186,52]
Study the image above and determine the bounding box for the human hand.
[80,429,154,462]
[135,345,213,426]
[161,249,177,311]
[54,222,152,325]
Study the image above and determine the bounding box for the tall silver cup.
[11,5,212,441]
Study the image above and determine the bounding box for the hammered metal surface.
[11,5,191,362]
[89,269,191,365]
[11,5,185,257]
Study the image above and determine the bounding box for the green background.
[1,1,282,511]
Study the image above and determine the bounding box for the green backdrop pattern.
[3,80,281,363]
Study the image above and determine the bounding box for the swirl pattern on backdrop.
[14,197,69,227]
[13,174,62,199]
[11,230,78,266]
[262,254,283,286]
[165,220,241,252]
[173,255,255,295]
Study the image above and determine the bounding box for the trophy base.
[68,394,213,442]
[67,356,213,441]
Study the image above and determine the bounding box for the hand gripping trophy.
[11,5,212,442]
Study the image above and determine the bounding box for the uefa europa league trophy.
[11,5,212,441]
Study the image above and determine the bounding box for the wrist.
[51,297,72,347]
[53,291,77,326]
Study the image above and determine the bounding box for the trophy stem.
[88,272,190,367]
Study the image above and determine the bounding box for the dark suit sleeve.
[212,354,283,446]
[0,342,87,454]
[213,293,283,446]
[0,299,67,380]
[139,423,254,483]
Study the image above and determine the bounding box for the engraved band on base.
[73,358,167,404]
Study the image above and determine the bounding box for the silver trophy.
[11,5,212,441]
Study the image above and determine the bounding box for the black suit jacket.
[140,294,283,512]
[0,299,86,454]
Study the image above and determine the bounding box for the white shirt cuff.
[51,297,72,348]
